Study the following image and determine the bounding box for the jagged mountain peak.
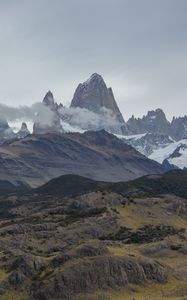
[70,73,127,134]
[127,108,170,135]
[17,122,30,139]
[43,90,55,106]
[83,73,105,86]
[20,122,28,130]
[42,90,64,112]
[171,115,187,141]
[33,91,64,135]
[145,108,167,119]
[42,90,57,112]
[71,73,117,111]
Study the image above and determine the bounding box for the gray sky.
[0,0,187,121]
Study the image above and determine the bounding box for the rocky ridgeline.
[120,133,174,157]
[0,73,186,171]
[1,73,186,141]
[0,130,166,187]
[127,109,187,141]
[34,73,186,140]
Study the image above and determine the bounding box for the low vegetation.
[0,171,186,299]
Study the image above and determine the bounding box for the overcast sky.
[0,0,186,120]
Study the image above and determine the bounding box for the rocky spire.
[17,122,30,139]
[33,91,64,135]
[43,91,63,111]
[70,73,128,134]
[43,91,57,111]
[142,109,171,135]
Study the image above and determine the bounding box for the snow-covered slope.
[149,139,187,169]
[116,132,187,169]
[117,133,174,156]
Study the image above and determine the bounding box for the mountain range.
[0,73,186,185]
[0,73,187,300]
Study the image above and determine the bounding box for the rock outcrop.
[127,109,171,135]
[121,133,174,156]
[71,73,128,134]
[34,256,168,300]
[17,122,30,139]
[0,171,186,299]
[171,116,187,141]
[43,90,63,112]
[33,91,63,134]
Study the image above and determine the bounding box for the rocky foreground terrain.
[0,170,186,299]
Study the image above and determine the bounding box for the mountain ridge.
[0,130,166,187]
[0,73,186,171]
[1,73,186,141]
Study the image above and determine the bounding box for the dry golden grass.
[75,278,187,300]
[0,291,29,300]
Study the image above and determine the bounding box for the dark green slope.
[36,170,187,199]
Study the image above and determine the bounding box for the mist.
[59,106,124,133]
[0,102,55,126]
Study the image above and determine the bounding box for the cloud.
[0,0,186,120]
[0,102,55,126]
[59,106,124,134]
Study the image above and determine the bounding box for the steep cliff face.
[127,109,171,135]
[71,73,128,134]
[33,91,63,134]
[17,122,30,139]
[121,133,174,156]
[34,256,168,300]
[171,116,187,141]
[43,91,63,112]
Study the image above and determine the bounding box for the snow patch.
[116,133,146,140]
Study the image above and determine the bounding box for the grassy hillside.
[0,171,186,299]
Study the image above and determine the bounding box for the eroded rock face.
[171,116,187,141]
[43,91,63,112]
[121,133,174,156]
[127,109,171,135]
[8,255,44,288]
[71,73,128,134]
[34,256,168,299]
[17,122,30,139]
[0,172,186,300]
